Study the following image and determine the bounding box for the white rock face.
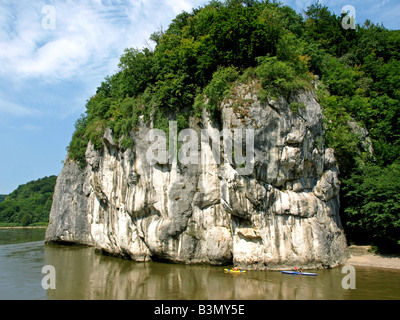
[46,82,349,270]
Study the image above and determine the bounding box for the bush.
[343,164,400,253]
[29,222,49,228]
[67,114,90,169]
[0,223,23,228]
[256,55,312,100]
[20,214,32,227]
[319,54,359,97]
[203,66,239,117]
[318,92,361,176]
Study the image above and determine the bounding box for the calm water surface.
[0,229,399,300]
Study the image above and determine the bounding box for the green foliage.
[318,53,360,97]
[306,4,400,252]
[256,55,312,100]
[67,114,89,169]
[304,1,357,57]
[203,66,239,117]
[255,31,313,100]
[0,195,7,203]
[289,101,306,114]
[0,223,24,228]
[0,176,57,227]
[116,48,156,98]
[318,92,362,176]
[343,164,400,252]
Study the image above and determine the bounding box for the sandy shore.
[346,246,400,270]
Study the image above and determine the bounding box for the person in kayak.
[295,267,303,274]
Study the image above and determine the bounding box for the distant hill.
[0,176,57,227]
[0,195,7,203]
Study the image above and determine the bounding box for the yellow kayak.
[224,269,246,273]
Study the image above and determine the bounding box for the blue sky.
[0,0,399,194]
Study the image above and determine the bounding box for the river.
[0,228,399,300]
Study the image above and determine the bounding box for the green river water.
[0,228,399,300]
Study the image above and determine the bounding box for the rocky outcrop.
[46,81,349,270]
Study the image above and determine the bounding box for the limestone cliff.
[46,82,349,270]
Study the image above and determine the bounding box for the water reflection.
[0,228,46,245]
[0,229,47,300]
[44,244,400,300]
[0,229,399,300]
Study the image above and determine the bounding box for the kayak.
[281,271,318,276]
[224,269,246,273]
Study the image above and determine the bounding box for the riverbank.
[346,245,400,269]
[0,226,47,229]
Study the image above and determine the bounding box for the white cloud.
[0,1,122,81]
[0,0,209,83]
[0,0,211,122]
[0,97,40,117]
[164,0,198,13]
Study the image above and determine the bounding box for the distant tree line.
[0,176,57,227]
